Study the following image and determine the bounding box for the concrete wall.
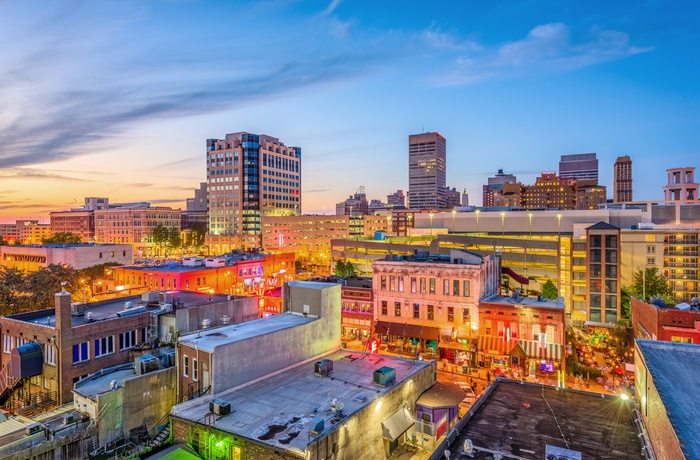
[96,386,123,446]
[174,297,258,334]
[211,284,341,394]
[122,366,176,435]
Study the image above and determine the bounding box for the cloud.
[321,0,342,16]
[421,23,481,51]
[303,189,330,193]
[156,156,201,168]
[0,167,90,182]
[0,1,392,170]
[437,23,653,86]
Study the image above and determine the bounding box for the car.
[455,382,476,400]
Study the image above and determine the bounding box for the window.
[398,277,404,292]
[519,324,527,340]
[94,336,114,358]
[463,280,471,297]
[497,321,504,337]
[485,320,492,335]
[380,276,386,290]
[510,322,518,338]
[411,277,417,293]
[646,245,655,254]
[3,335,12,353]
[646,257,655,266]
[448,307,454,322]
[428,305,434,320]
[183,355,189,377]
[429,278,436,294]
[73,342,89,364]
[16,337,27,348]
[394,302,401,316]
[119,330,137,350]
[453,280,460,296]
[420,278,426,294]
[532,324,541,339]
[413,303,420,319]
[45,344,56,365]
[671,336,692,343]
[463,308,470,323]
[193,359,198,381]
[381,301,387,316]
[546,325,555,344]
[443,279,450,295]
[389,276,395,291]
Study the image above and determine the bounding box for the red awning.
[477,335,518,355]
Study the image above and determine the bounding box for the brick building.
[631,296,700,343]
[373,249,501,356]
[49,210,95,242]
[476,295,566,375]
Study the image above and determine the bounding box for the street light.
[452,209,456,233]
[475,210,480,233]
[528,212,533,237]
[429,213,434,236]
[208,289,214,302]
[500,212,505,236]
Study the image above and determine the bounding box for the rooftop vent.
[650,297,666,308]
[310,417,324,435]
[70,302,87,316]
[85,311,94,322]
[110,380,117,390]
[210,398,231,416]
[25,422,42,436]
[314,359,333,377]
[202,318,211,329]
[221,314,230,325]
[63,413,75,425]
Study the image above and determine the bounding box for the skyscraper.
[408,132,446,209]
[206,132,301,237]
[559,153,598,182]
[613,155,633,202]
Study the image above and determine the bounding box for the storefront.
[518,340,564,376]
[438,340,475,371]
[476,336,518,370]
[375,321,440,354]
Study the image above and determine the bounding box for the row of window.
[380,301,468,322]
[380,276,471,297]
[484,320,555,343]
[3,337,57,365]
[72,329,146,364]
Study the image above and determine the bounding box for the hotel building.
[408,132,446,209]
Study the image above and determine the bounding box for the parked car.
[455,382,476,401]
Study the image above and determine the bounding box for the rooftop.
[637,340,700,460]
[1,243,129,249]
[379,249,486,265]
[178,311,316,352]
[481,294,565,310]
[3,290,232,327]
[443,380,643,459]
[73,364,137,400]
[171,351,431,457]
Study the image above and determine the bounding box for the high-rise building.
[408,132,446,209]
[336,186,369,216]
[483,169,517,207]
[386,190,405,208]
[461,189,469,207]
[613,156,633,202]
[445,187,462,208]
[206,132,301,238]
[559,153,598,182]
[181,182,208,230]
[663,167,698,201]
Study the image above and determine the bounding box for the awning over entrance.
[382,408,415,442]
[477,336,517,355]
[438,340,471,351]
[518,340,563,361]
[374,321,439,340]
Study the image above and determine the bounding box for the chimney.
[55,291,73,332]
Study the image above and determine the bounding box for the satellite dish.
[336,401,344,411]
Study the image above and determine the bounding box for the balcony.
[664,262,699,268]
[664,249,699,257]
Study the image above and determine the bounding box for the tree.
[345,261,355,277]
[629,267,673,303]
[0,266,30,315]
[25,264,80,309]
[542,279,558,300]
[43,232,81,244]
[620,286,631,319]
[334,260,347,277]
[167,227,182,255]
[189,222,207,249]
[150,224,168,256]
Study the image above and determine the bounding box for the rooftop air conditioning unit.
[314,359,333,377]
[25,423,42,435]
[309,417,324,435]
[210,399,231,416]
[135,354,159,375]
[85,312,94,322]
[63,414,74,425]
[161,349,176,368]
[373,366,396,386]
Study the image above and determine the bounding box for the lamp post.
[557,213,562,235]
[452,209,456,233]
[500,212,505,236]
[429,213,434,237]
[528,212,533,237]
[475,210,480,233]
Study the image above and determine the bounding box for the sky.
[0,0,698,222]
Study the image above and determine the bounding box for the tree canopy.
[541,279,558,300]
[334,260,355,277]
[628,267,672,303]
[42,232,82,244]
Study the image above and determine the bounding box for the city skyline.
[0,1,698,222]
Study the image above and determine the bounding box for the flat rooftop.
[637,340,700,460]
[481,295,565,310]
[1,243,127,249]
[443,380,643,459]
[0,404,86,446]
[73,364,137,400]
[171,351,431,457]
[178,311,316,352]
[4,290,233,327]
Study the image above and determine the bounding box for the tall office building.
[559,153,598,182]
[483,169,517,207]
[408,132,446,209]
[613,156,633,202]
[206,132,301,237]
